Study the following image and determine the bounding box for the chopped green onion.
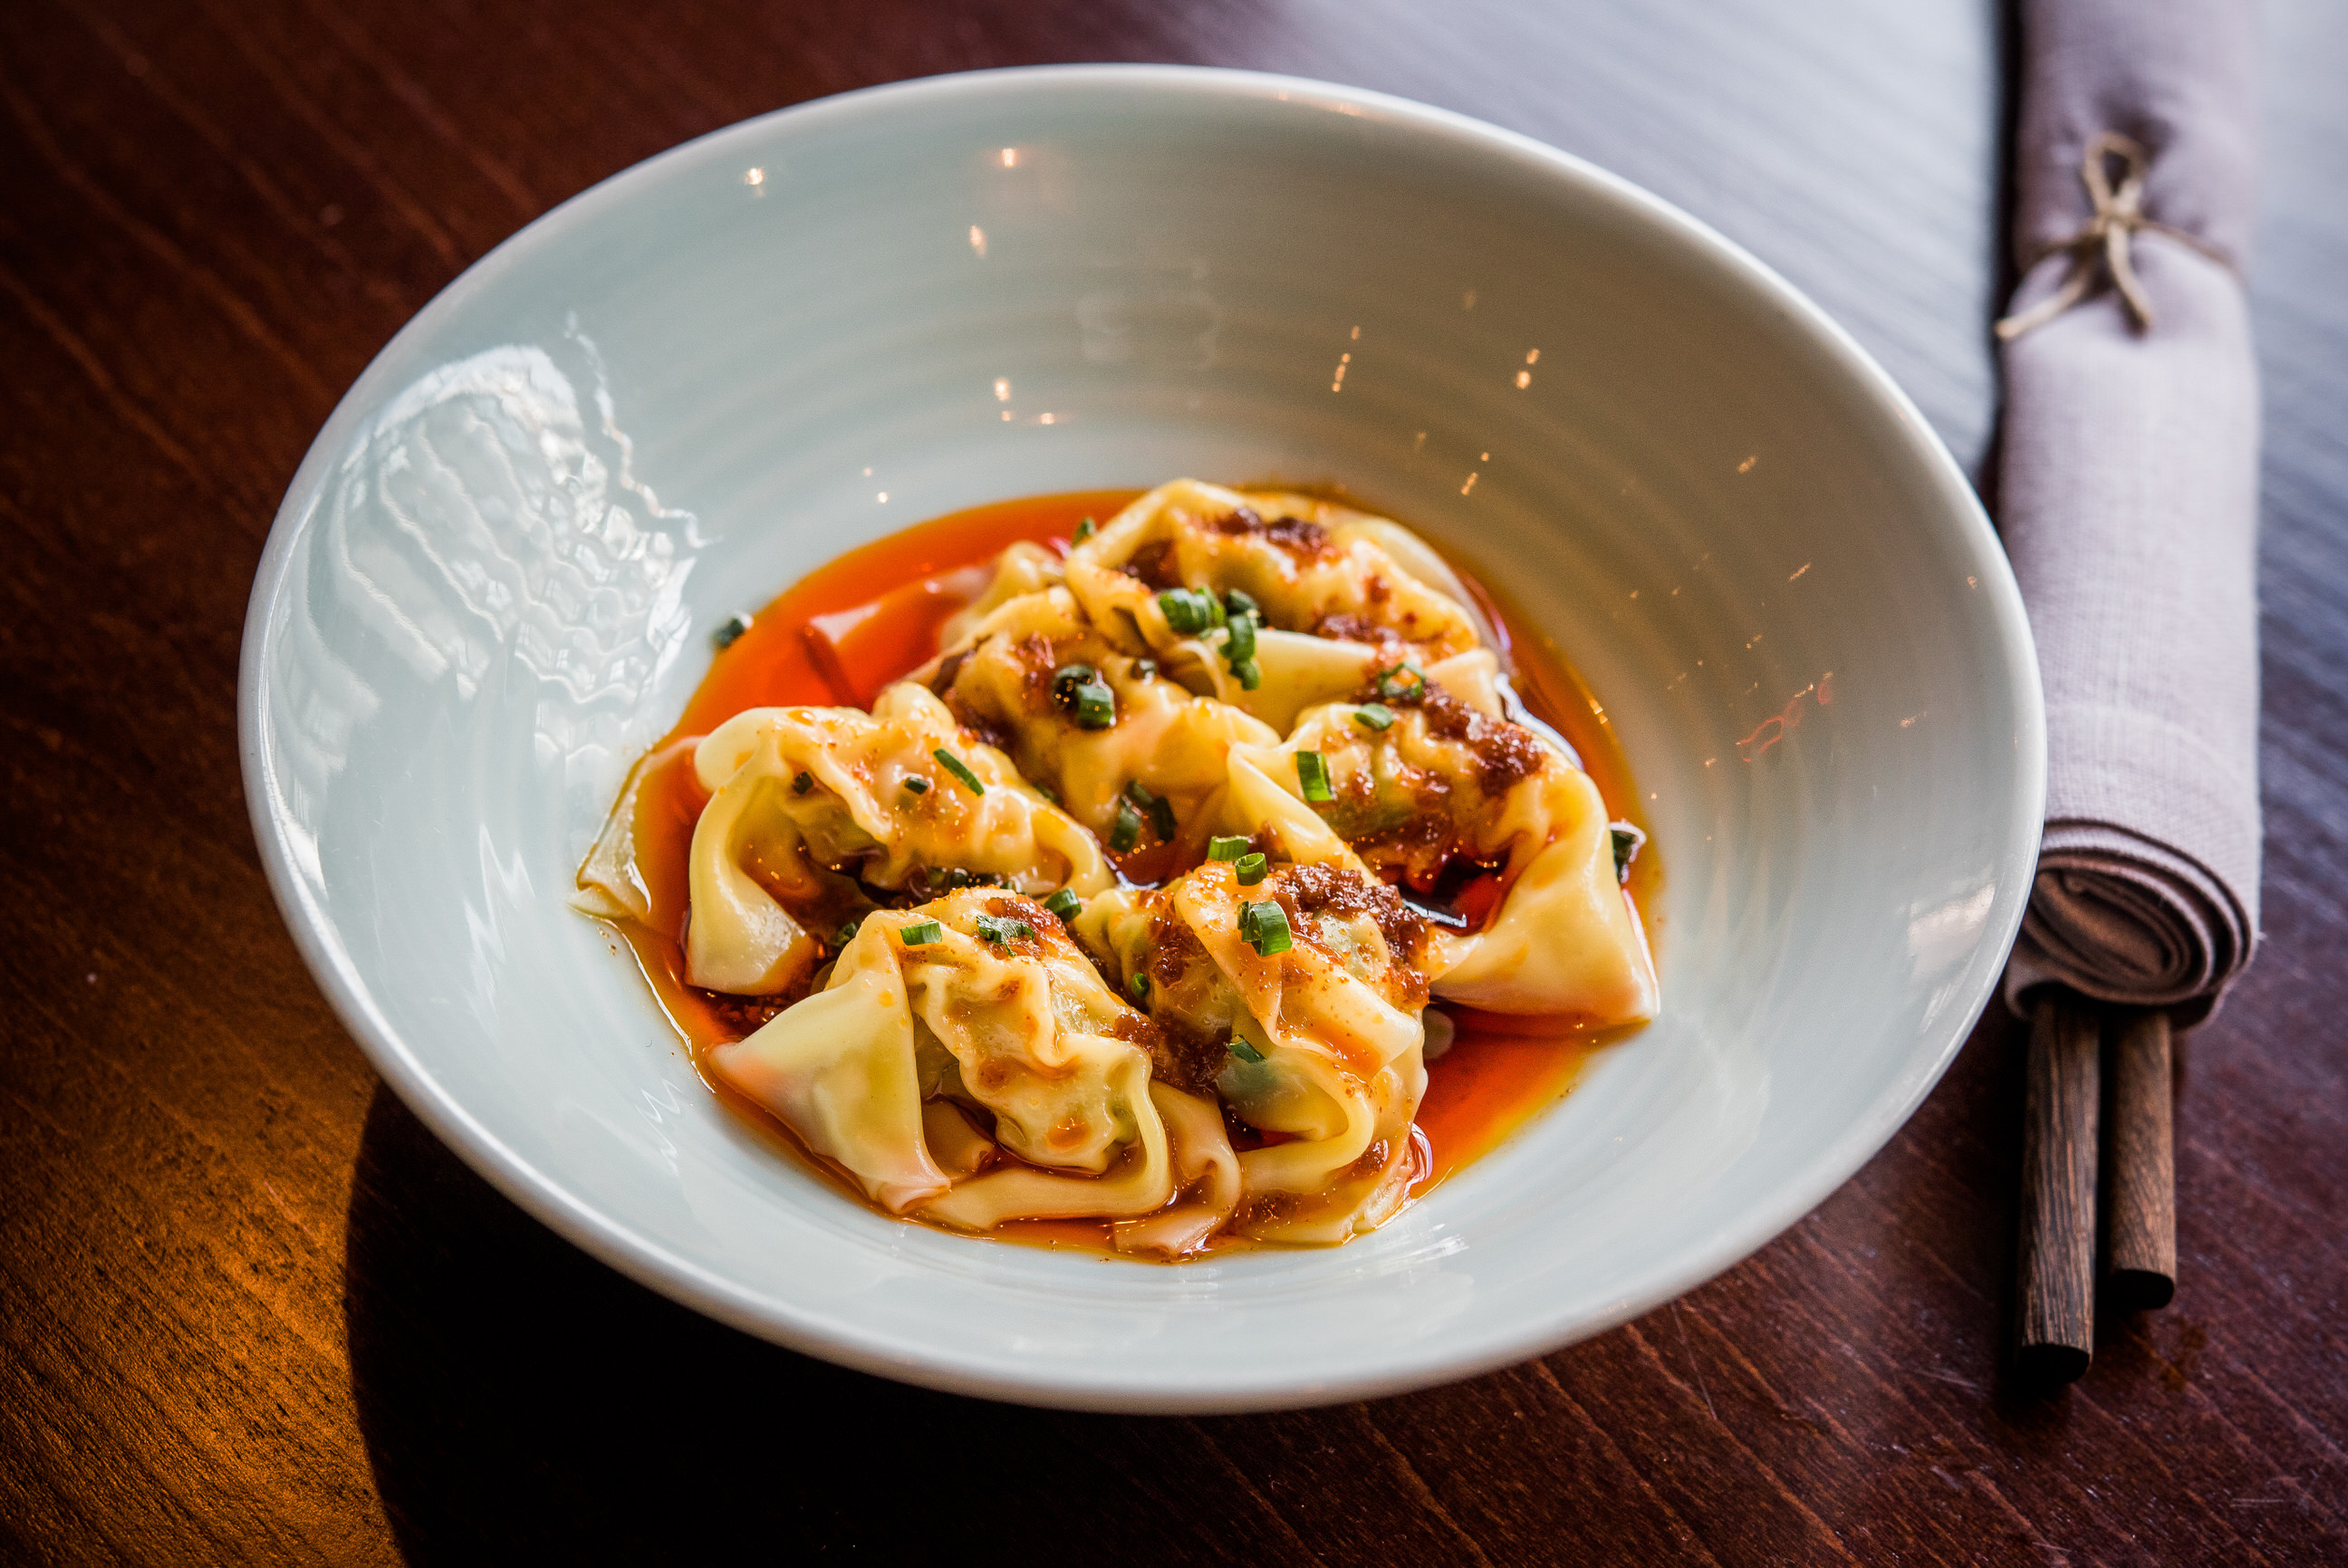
[1227,1037,1267,1064]
[1074,517,1096,542]
[1044,888,1083,921]
[1230,658,1262,691]
[1295,750,1334,803]
[1130,972,1150,1002]
[1072,681,1116,728]
[1610,821,1647,885]
[1035,782,1060,803]
[1109,797,1142,852]
[1124,779,1176,842]
[1225,610,1257,664]
[903,776,930,795]
[1373,660,1426,701]
[1238,900,1294,957]
[1157,587,1216,635]
[974,913,1034,944]
[899,919,942,945]
[1353,703,1397,732]
[793,770,815,794]
[1223,588,1260,620]
[1208,834,1250,861]
[1235,851,1268,886]
[1206,593,1227,630]
[1053,662,1098,688]
[933,747,986,795]
[712,612,754,649]
[834,916,862,946]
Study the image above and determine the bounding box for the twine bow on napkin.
[1995,131,2237,341]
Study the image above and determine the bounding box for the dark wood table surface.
[5,2,2343,1563]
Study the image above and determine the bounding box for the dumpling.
[1222,671,1659,1023]
[709,888,1237,1247]
[913,582,1278,856]
[1074,860,1430,1243]
[685,683,1111,995]
[1063,479,1484,732]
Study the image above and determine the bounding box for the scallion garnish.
[1208,834,1250,861]
[1225,610,1257,664]
[712,612,754,650]
[1074,517,1096,542]
[899,919,942,945]
[1230,658,1262,691]
[1130,972,1150,1002]
[834,916,862,946]
[1044,888,1083,921]
[1609,821,1647,885]
[1238,900,1294,957]
[1157,586,1217,635]
[1124,779,1176,842]
[1353,703,1397,732]
[1234,851,1268,886]
[974,913,1034,944]
[1109,797,1142,852]
[933,747,985,795]
[1295,750,1334,803]
[1073,681,1116,727]
[903,776,930,795]
[1227,1037,1267,1064]
[1372,660,1426,701]
[1223,588,1260,620]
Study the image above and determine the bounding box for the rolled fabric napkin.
[1997,0,2264,1025]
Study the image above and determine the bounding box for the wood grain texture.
[2107,1009,2178,1311]
[2016,993,2100,1383]
[2,0,2343,1563]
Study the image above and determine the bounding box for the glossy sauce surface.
[607,489,1656,1249]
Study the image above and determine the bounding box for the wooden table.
[5,2,2342,1561]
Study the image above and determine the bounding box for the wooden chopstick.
[2014,993,2180,1384]
[2107,1009,2179,1309]
[2016,989,2101,1383]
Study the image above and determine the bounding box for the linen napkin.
[1997,0,2264,1025]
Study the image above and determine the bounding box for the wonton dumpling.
[1075,861,1430,1243]
[706,920,951,1212]
[713,889,1241,1244]
[1062,480,1483,731]
[685,683,1111,995]
[1227,677,1659,1024]
[914,583,1278,847]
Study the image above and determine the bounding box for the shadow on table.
[342,1087,1223,1563]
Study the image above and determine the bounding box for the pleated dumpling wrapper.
[913,581,1277,854]
[682,683,1111,996]
[1223,671,1659,1022]
[1063,479,1496,734]
[707,889,1238,1255]
[1076,861,1429,1244]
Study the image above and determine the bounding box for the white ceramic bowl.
[241,66,2042,1412]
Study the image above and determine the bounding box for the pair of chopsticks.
[2015,991,2177,1382]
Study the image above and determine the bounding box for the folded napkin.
[1997,0,2264,1024]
